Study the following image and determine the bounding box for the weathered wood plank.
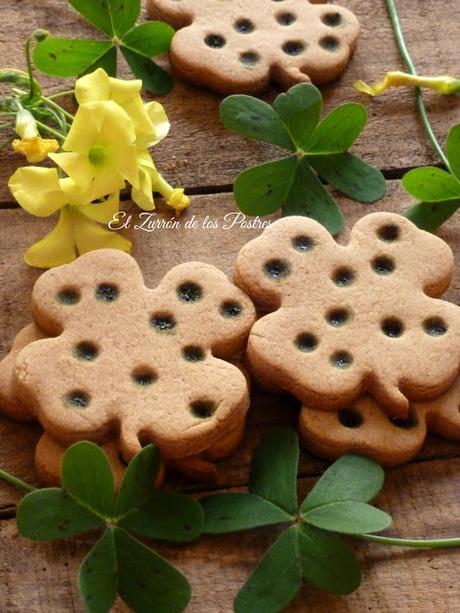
[0,183,459,511]
[1,0,460,202]
[1,459,459,612]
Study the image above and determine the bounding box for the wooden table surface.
[1,1,460,611]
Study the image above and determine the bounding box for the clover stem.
[386,0,450,170]
[357,533,460,549]
[0,468,35,493]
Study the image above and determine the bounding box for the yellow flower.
[75,68,170,148]
[49,100,139,202]
[8,165,129,268]
[12,136,59,163]
[131,150,190,214]
[12,108,59,162]
[354,71,460,96]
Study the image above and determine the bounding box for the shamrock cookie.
[35,434,128,488]
[299,375,460,466]
[147,0,360,94]
[235,213,460,418]
[0,324,46,421]
[13,250,255,465]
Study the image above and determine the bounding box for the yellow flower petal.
[167,188,190,213]
[59,177,94,206]
[15,109,39,139]
[71,208,132,255]
[12,136,59,163]
[141,101,170,147]
[8,167,67,217]
[74,68,111,104]
[131,165,155,211]
[24,207,77,268]
[354,71,460,96]
[49,151,95,187]
[79,191,121,224]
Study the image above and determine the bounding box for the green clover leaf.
[220,83,386,234]
[33,0,174,94]
[202,428,391,613]
[403,123,460,230]
[17,442,204,613]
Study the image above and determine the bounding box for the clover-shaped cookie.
[13,250,255,462]
[235,213,460,418]
[299,375,460,466]
[148,0,360,93]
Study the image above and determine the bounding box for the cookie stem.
[357,533,460,549]
[386,0,450,170]
[0,468,35,493]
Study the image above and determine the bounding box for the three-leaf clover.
[17,442,204,613]
[202,428,391,613]
[220,83,386,234]
[33,0,174,94]
[403,124,460,231]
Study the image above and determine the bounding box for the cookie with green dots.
[13,250,255,465]
[235,213,460,418]
[147,0,360,94]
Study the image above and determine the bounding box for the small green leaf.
[307,103,368,154]
[234,526,301,613]
[274,83,322,151]
[62,441,115,519]
[297,524,361,595]
[34,39,113,77]
[301,455,385,513]
[118,490,204,542]
[203,493,293,534]
[234,156,298,216]
[68,0,113,36]
[250,428,299,515]
[220,96,294,150]
[303,501,392,534]
[447,124,460,181]
[281,158,344,234]
[121,47,173,95]
[114,526,191,613]
[405,199,460,231]
[114,445,161,517]
[17,489,104,541]
[121,22,174,58]
[107,0,141,38]
[310,153,386,204]
[82,46,117,77]
[79,529,117,613]
[402,167,460,202]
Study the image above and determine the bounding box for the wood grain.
[1,459,459,612]
[1,0,460,202]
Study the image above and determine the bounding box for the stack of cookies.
[0,250,255,484]
[235,213,460,466]
[1,212,459,484]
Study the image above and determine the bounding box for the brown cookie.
[35,434,128,488]
[299,374,460,466]
[235,213,460,418]
[147,0,360,94]
[13,249,255,463]
[0,324,46,421]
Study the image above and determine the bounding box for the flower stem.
[357,533,460,549]
[34,119,65,141]
[47,90,75,100]
[41,97,74,123]
[0,468,35,493]
[386,0,450,170]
